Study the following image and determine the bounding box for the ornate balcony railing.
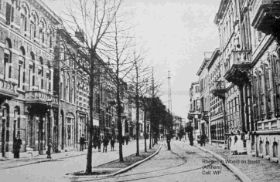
[211,81,227,99]
[0,78,18,98]
[25,90,58,107]
[224,50,251,85]
[251,0,280,35]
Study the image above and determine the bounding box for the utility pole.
[167,71,172,150]
[168,71,172,114]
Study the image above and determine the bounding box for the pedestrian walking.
[125,136,129,145]
[186,125,194,146]
[200,133,206,147]
[110,137,115,151]
[47,138,52,159]
[166,134,171,150]
[97,137,101,152]
[103,136,109,152]
[13,134,22,158]
[80,134,85,151]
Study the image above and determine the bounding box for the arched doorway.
[259,140,263,156]
[1,104,10,157]
[265,141,270,156]
[273,142,278,158]
[65,112,75,149]
[13,107,20,141]
[61,110,64,150]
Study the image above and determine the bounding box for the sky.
[44,0,221,120]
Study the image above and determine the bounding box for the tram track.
[84,141,223,182]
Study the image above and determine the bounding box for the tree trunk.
[149,121,152,149]
[144,108,147,152]
[136,99,139,156]
[117,81,124,162]
[85,54,94,174]
[135,69,140,156]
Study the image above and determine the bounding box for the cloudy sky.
[44,0,221,120]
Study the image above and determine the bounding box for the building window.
[4,39,12,80]
[5,3,12,25]
[39,21,45,44]
[20,7,28,32]
[30,52,36,88]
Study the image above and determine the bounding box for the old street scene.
[1,0,280,182]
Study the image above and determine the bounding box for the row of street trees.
[56,0,174,174]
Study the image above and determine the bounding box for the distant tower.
[168,71,172,113]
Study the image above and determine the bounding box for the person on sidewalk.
[110,137,115,151]
[103,136,109,152]
[166,134,171,150]
[47,138,52,159]
[13,134,22,158]
[79,134,85,151]
[97,137,101,152]
[200,133,206,147]
[231,135,238,155]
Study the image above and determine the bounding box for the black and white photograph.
[0,0,280,181]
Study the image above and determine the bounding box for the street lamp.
[46,99,52,159]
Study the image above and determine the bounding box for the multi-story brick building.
[0,0,61,157]
[0,0,132,158]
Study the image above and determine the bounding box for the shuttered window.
[6,3,11,25]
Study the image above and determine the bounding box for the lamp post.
[46,99,52,159]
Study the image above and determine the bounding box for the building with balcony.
[249,0,280,160]
[251,0,280,42]
[207,49,228,144]
[197,53,211,139]
[214,0,252,151]
[0,0,61,157]
[188,81,201,141]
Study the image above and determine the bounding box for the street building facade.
[188,81,201,141]
[188,0,280,164]
[196,54,211,140]
[250,0,280,160]
[0,0,61,157]
[0,0,149,158]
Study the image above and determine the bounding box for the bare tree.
[128,51,152,155]
[96,13,136,162]
[58,0,122,174]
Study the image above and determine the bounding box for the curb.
[196,145,251,182]
[67,145,162,179]
[0,152,87,170]
[109,145,162,177]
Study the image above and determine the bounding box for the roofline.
[214,0,229,25]
[196,58,210,76]
[207,48,220,70]
[30,0,62,24]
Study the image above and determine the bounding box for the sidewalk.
[0,140,142,170]
[197,143,280,182]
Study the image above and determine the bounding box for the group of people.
[93,135,116,152]
[229,132,246,155]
